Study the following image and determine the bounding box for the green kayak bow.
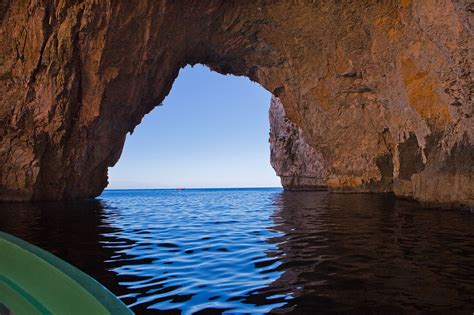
[0,231,132,315]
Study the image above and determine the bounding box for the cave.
[0,1,472,208]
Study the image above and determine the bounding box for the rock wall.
[270,96,328,190]
[0,1,472,207]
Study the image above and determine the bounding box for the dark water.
[1,188,473,314]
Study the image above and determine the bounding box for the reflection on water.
[0,199,130,298]
[0,189,473,314]
[267,192,474,313]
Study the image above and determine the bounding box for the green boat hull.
[0,231,132,315]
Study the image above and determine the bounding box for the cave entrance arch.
[107,65,280,190]
[1,1,471,207]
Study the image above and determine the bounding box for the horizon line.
[104,186,282,191]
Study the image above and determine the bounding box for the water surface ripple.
[0,188,473,314]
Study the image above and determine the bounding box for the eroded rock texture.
[0,1,473,207]
[270,96,328,190]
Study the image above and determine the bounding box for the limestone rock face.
[270,96,328,190]
[0,1,472,207]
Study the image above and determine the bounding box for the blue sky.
[107,65,281,189]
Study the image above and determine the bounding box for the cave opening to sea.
[2,2,474,314]
[107,64,280,190]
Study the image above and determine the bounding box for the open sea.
[0,188,473,314]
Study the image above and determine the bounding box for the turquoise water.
[1,188,473,314]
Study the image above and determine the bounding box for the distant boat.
[0,231,132,314]
[176,188,185,191]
